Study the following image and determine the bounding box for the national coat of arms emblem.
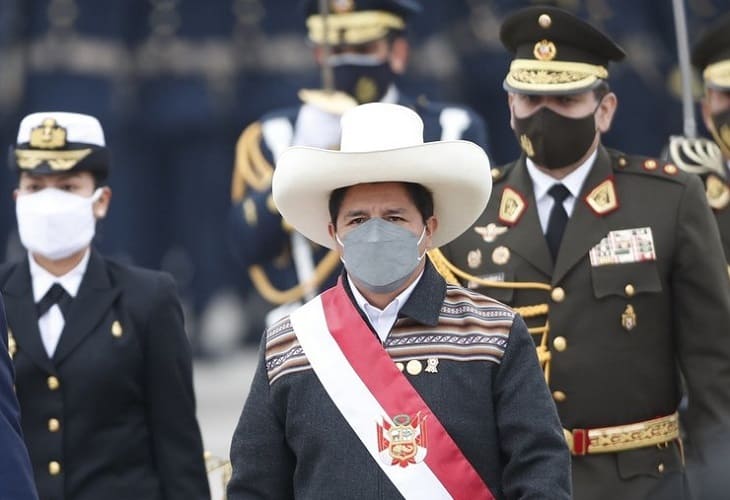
[376,412,428,467]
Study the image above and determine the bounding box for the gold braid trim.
[248,249,342,305]
[231,122,274,202]
[428,248,552,382]
[427,248,552,291]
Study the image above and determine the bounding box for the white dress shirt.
[29,250,90,358]
[347,269,423,343]
[525,148,598,233]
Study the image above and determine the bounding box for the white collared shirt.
[525,148,598,233]
[29,250,90,358]
[347,269,423,343]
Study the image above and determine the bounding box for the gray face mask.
[337,218,426,294]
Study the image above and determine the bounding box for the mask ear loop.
[416,225,428,262]
[91,188,104,203]
[335,233,347,265]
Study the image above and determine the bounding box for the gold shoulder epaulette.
[231,122,274,202]
[248,249,342,305]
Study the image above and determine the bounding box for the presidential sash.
[289,280,495,500]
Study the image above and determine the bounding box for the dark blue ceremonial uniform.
[0,293,38,500]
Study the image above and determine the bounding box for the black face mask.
[330,54,395,104]
[512,106,598,170]
[710,108,730,158]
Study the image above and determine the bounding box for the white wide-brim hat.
[272,102,492,249]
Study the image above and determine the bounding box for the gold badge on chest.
[585,179,619,216]
[467,249,482,269]
[492,246,511,265]
[474,222,508,243]
[621,305,637,331]
[706,174,730,211]
[499,187,527,225]
[111,321,123,338]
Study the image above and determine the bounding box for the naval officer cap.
[500,5,625,95]
[303,0,421,46]
[691,12,730,91]
[10,112,110,181]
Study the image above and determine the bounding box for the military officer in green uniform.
[690,12,730,266]
[436,6,730,500]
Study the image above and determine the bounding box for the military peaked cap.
[691,12,730,90]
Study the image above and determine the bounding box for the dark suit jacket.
[0,293,39,500]
[0,250,210,500]
[441,146,730,500]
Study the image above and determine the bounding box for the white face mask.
[16,187,103,260]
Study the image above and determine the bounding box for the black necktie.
[36,284,73,319]
[546,184,571,261]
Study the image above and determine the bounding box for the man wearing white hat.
[0,112,210,499]
[227,103,570,499]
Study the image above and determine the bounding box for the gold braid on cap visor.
[15,148,93,171]
[704,60,730,89]
[506,59,609,93]
[307,11,405,46]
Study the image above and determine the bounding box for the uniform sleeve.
[227,190,290,269]
[0,294,39,500]
[494,314,572,500]
[671,175,730,492]
[227,335,295,499]
[144,274,210,500]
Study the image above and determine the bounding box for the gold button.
[657,462,665,473]
[552,390,567,402]
[664,164,678,175]
[624,284,636,297]
[538,13,552,28]
[48,418,60,432]
[395,362,404,372]
[491,168,501,180]
[49,461,61,475]
[47,376,60,391]
[618,157,628,167]
[551,287,565,303]
[553,336,567,352]
[406,360,422,376]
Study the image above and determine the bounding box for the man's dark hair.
[329,182,434,228]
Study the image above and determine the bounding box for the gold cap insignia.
[621,304,637,331]
[585,179,619,216]
[111,321,123,338]
[30,118,67,149]
[538,14,552,28]
[533,40,557,61]
[474,222,508,243]
[706,174,730,211]
[331,0,355,14]
[467,249,482,269]
[492,246,511,265]
[499,187,527,225]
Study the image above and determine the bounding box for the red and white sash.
[289,280,495,500]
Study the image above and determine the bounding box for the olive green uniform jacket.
[440,146,730,500]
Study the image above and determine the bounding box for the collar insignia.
[584,179,619,216]
[499,187,527,226]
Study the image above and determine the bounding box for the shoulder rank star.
[377,413,428,467]
[474,223,508,243]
